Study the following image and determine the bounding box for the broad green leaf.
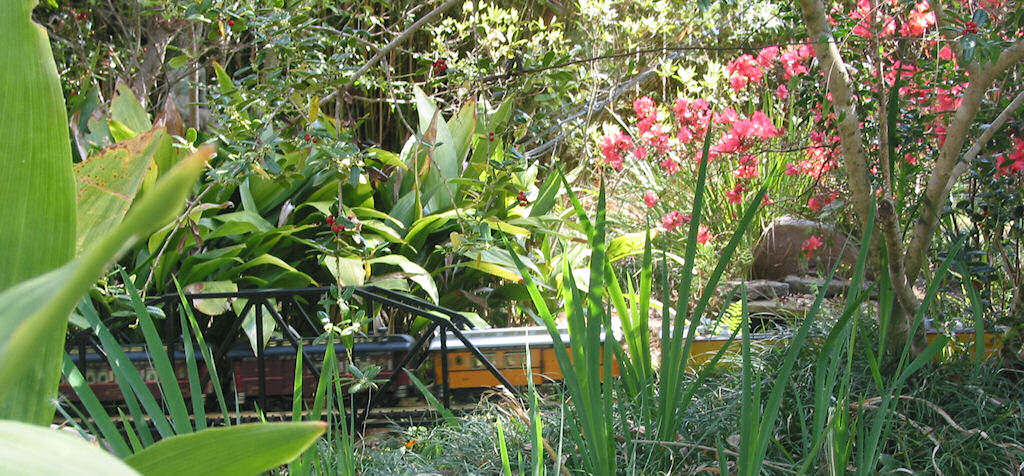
[233,254,314,284]
[529,169,561,217]
[324,256,365,286]
[405,208,466,251]
[124,422,327,476]
[607,231,658,263]
[0,0,76,293]
[234,299,277,354]
[365,147,408,170]
[367,254,439,303]
[413,86,460,210]
[0,421,140,476]
[107,119,139,143]
[0,147,213,424]
[447,99,477,163]
[183,280,238,315]
[74,128,165,255]
[109,82,152,136]
[484,217,531,236]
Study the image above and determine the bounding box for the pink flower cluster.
[786,130,840,179]
[842,0,935,38]
[672,98,712,144]
[802,235,824,260]
[728,45,814,91]
[995,138,1024,177]
[633,96,671,154]
[599,130,633,171]
[710,110,784,159]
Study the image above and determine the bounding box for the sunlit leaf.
[124,422,327,476]
[74,128,165,255]
[0,421,140,476]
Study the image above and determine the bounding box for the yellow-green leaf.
[183,280,237,315]
[74,128,165,255]
[324,256,365,286]
[0,147,213,424]
[0,0,76,293]
[109,82,152,136]
[124,422,327,476]
[0,421,140,476]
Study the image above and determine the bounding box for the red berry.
[488,132,495,142]
[76,12,87,21]
[963,21,978,35]
[326,215,335,225]
[517,191,529,206]
[304,133,311,142]
[312,137,318,143]
[227,19,235,27]
[331,224,343,233]
[432,59,448,75]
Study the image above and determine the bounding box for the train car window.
[505,351,524,369]
[471,352,498,369]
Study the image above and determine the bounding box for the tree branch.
[905,39,1024,283]
[343,0,460,88]
[797,0,876,234]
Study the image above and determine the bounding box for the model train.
[59,325,618,413]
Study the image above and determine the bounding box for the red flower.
[757,46,779,67]
[807,197,823,212]
[660,157,680,175]
[776,84,789,100]
[696,225,712,245]
[633,96,657,120]
[643,190,659,208]
[661,211,691,231]
[725,183,745,204]
[726,54,764,91]
[802,235,824,260]
[599,130,632,171]
[432,59,448,75]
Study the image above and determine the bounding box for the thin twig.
[341,0,461,89]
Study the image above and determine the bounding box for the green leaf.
[0,147,213,424]
[447,99,477,163]
[124,422,327,476]
[367,254,439,303]
[607,231,657,262]
[529,169,561,218]
[74,128,164,255]
[183,280,238,315]
[107,120,139,143]
[110,82,152,136]
[0,420,140,476]
[0,0,77,293]
[234,299,277,354]
[324,256,365,286]
[412,86,460,210]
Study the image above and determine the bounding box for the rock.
[784,275,848,298]
[723,279,790,301]
[751,216,860,281]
